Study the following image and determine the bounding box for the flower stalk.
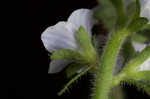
[93,29,129,99]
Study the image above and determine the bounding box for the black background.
[6,0,150,99]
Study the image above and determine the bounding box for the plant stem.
[93,29,129,99]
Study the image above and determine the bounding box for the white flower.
[132,41,150,71]
[132,41,147,52]
[140,0,150,22]
[41,9,97,73]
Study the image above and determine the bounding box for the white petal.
[48,60,71,73]
[41,22,78,52]
[132,41,147,52]
[140,0,150,22]
[140,0,147,6]
[136,58,150,71]
[68,9,97,37]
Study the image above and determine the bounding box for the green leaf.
[129,0,141,21]
[94,0,116,31]
[77,26,98,63]
[110,0,127,30]
[132,33,149,43]
[123,46,150,72]
[141,24,150,30]
[136,24,150,41]
[134,0,141,17]
[51,49,85,63]
[127,17,148,33]
[131,71,150,81]
[126,0,141,30]
[126,1,136,19]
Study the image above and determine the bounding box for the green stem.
[58,66,93,96]
[93,29,129,99]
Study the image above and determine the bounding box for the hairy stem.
[93,29,129,99]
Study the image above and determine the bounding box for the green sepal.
[132,33,149,43]
[123,46,150,72]
[136,24,150,42]
[77,26,98,63]
[110,0,127,30]
[130,71,150,81]
[141,24,150,30]
[134,0,141,18]
[126,1,136,19]
[127,17,148,33]
[51,49,85,63]
[94,0,116,31]
[129,0,141,22]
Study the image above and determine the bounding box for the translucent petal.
[48,60,71,73]
[68,9,97,37]
[41,22,78,52]
[132,41,147,52]
[137,58,150,71]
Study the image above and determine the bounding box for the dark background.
[6,0,150,99]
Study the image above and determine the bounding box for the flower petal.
[132,41,147,52]
[48,60,71,73]
[140,0,147,6]
[140,0,150,22]
[41,22,78,52]
[68,9,97,37]
[137,58,150,71]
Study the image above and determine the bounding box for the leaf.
[123,46,150,72]
[126,1,136,19]
[127,71,150,80]
[94,0,116,31]
[132,71,150,81]
[134,0,141,17]
[129,0,141,21]
[126,0,143,31]
[132,33,149,43]
[141,24,150,30]
[51,49,85,63]
[77,26,98,63]
[110,0,127,30]
[136,24,150,41]
[127,17,148,33]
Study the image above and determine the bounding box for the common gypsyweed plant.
[41,0,150,99]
